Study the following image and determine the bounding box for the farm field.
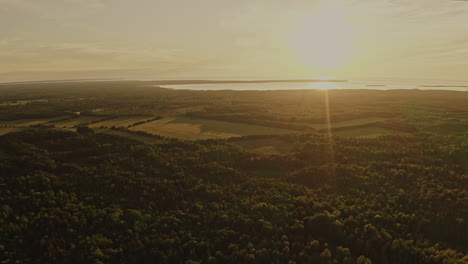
[96,128,163,144]
[88,115,154,128]
[0,116,68,127]
[0,99,48,106]
[49,116,105,129]
[129,116,296,140]
[331,126,408,137]
[0,127,20,135]
[309,117,389,130]
[230,137,296,155]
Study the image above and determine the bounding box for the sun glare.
[309,82,339,90]
[291,2,357,75]
[315,76,332,81]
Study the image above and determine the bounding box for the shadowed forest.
[0,81,467,263]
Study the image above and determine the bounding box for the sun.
[291,2,357,75]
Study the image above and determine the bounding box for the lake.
[161,79,468,91]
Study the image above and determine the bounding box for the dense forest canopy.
[0,81,467,263]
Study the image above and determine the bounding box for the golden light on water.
[309,82,339,90]
[309,76,339,90]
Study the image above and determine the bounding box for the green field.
[50,116,104,129]
[331,126,407,137]
[0,82,467,140]
[96,128,163,144]
[0,116,67,127]
[0,99,48,106]
[88,116,154,128]
[231,137,296,154]
[0,127,21,135]
[129,116,296,140]
[309,117,389,130]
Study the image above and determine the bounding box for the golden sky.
[1,0,468,82]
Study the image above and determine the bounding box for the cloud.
[0,0,106,21]
[0,68,144,83]
[0,0,105,9]
[0,0,42,14]
[0,41,219,78]
[1,0,468,81]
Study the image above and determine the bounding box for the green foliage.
[76,126,94,135]
[0,129,466,263]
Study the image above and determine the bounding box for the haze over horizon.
[1,0,468,83]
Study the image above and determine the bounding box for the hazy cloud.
[1,0,468,81]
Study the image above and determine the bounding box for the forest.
[0,81,467,263]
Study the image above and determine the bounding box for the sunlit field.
[128,116,296,140]
[87,116,154,129]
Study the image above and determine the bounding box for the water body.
[162,79,468,91]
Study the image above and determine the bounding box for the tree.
[356,255,372,264]
[76,126,94,135]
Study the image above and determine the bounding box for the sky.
[1,0,468,82]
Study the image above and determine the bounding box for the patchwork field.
[129,116,296,140]
[0,115,411,140]
[0,114,414,140]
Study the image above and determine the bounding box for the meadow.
[128,116,296,140]
[1,81,465,140]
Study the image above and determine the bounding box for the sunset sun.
[291,2,357,74]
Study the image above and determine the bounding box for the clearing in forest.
[129,116,295,140]
[231,137,295,155]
